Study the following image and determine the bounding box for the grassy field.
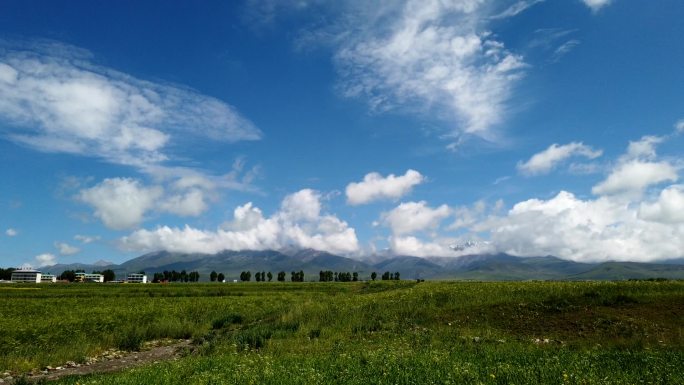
[1,280,682,384]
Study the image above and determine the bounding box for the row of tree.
[319,271,359,282]
[152,270,200,282]
[209,271,226,282]
[238,271,304,282]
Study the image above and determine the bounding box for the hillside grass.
[1,280,682,384]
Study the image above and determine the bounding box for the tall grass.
[1,281,682,383]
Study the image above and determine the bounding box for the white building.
[11,269,41,283]
[84,273,104,283]
[127,273,147,283]
[41,274,56,283]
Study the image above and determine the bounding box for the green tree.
[382,271,390,280]
[152,272,164,283]
[210,271,218,282]
[394,271,400,280]
[217,272,225,282]
[240,271,251,282]
[277,271,286,282]
[371,272,377,281]
[353,272,358,282]
[267,272,273,282]
[100,269,115,282]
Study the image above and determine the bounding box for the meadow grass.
[1,280,682,384]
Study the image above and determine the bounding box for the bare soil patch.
[2,339,192,384]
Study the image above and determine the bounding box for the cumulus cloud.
[334,0,526,142]
[475,190,684,262]
[120,189,359,255]
[158,189,208,217]
[592,161,677,196]
[346,169,425,205]
[518,142,602,176]
[381,201,451,236]
[5,228,17,237]
[0,40,261,168]
[639,185,684,224]
[77,173,231,230]
[624,135,664,160]
[389,235,455,257]
[592,135,677,196]
[55,242,80,256]
[79,178,163,230]
[34,253,57,267]
[582,0,613,12]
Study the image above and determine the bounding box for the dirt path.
[4,340,193,384]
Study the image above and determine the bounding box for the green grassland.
[1,281,682,384]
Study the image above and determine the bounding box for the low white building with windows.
[127,273,147,283]
[74,272,86,282]
[84,273,104,283]
[40,273,56,283]
[11,269,41,283]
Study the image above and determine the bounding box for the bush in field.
[211,313,244,330]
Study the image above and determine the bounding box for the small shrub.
[211,313,244,330]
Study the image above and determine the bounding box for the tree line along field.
[0,280,682,384]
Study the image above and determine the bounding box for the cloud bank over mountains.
[121,189,359,256]
[117,126,684,263]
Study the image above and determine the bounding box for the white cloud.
[639,185,684,224]
[159,189,208,217]
[346,169,425,205]
[79,178,163,230]
[518,142,602,176]
[389,235,454,257]
[592,160,677,196]
[582,0,613,12]
[334,0,526,142]
[0,40,261,169]
[491,0,545,19]
[74,234,100,244]
[120,189,359,255]
[676,119,684,134]
[5,228,17,237]
[475,190,684,262]
[55,242,80,256]
[381,201,451,236]
[624,135,664,160]
[34,253,57,267]
[279,189,322,222]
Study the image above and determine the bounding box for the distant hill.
[39,249,684,281]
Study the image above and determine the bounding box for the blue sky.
[1,0,684,268]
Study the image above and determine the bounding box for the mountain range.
[41,249,684,281]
